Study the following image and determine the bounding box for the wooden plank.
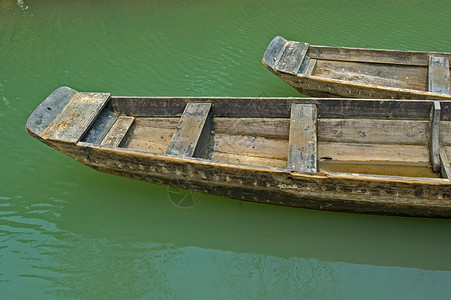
[319,119,429,145]
[43,92,110,143]
[288,104,317,172]
[213,118,289,138]
[26,86,78,138]
[124,127,174,154]
[213,134,288,160]
[80,108,118,144]
[274,41,310,75]
[440,147,451,179]
[166,103,212,157]
[428,56,450,94]
[101,116,135,147]
[307,45,451,66]
[314,60,427,91]
[441,121,451,146]
[430,101,441,172]
[211,151,287,169]
[303,58,317,76]
[262,36,287,69]
[319,142,430,164]
[213,117,430,145]
[319,160,440,178]
[110,97,441,120]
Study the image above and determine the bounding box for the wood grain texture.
[440,147,451,179]
[25,86,78,139]
[302,57,317,76]
[441,121,451,146]
[72,143,451,218]
[274,41,309,75]
[318,142,430,164]
[166,103,212,157]
[213,134,288,160]
[307,45,451,66]
[262,36,287,69]
[43,92,110,143]
[428,56,450,94]
[315,60,427,91]
[288,104,317,172]
[211,151,287,169]
[110,97,450,120]
[80,107,118,145]
[263,36,451,100]
[27,87,451,218]
[319,119,429,145]
[319,160,440,178]
[430,101,441,172]
[101,116,135,147]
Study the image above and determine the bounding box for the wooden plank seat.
[274,41,310,75]
[101,116,135,147]
[428,56,450,94]
[43,92,110,143]
[430,101,441,172]
[166,102,212,157]
[288,103,318,172]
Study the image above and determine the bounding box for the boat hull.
[263,36,451,100]
[26,87,451,218]
[53,141,451,218]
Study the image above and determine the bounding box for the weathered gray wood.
[25,86,78,139]
[440,147,451,179]
[101,116,135,147]
[303,58,317,76]
[43,92,110,143]
[111,97,445,120]
[430,101,441,172]
[428,56,450,94]
[288,104,317,172]
[80,107,118,144]
[274,41,310,75]
[319,142,430,164]
[307,45,451,66]
[214,134,288,161]
[27,87,451,219]
[315,60,427,91]
[319,119,430,145]
[320,160,439,178]
[441,120,451,146]
[166,103,212,157]
[263,36,451,100]
[262,36,287,69]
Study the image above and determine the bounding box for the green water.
[1,0,451,298]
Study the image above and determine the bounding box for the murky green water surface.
[1,0,451,298]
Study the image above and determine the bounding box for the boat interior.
[265,36,451,95]
[78,96,451,179]
[298,47,450,95]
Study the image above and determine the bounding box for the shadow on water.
[56,164,451,272]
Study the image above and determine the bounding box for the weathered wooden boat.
[263,36,451,100]
[26,87,451,218]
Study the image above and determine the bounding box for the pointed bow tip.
[263,36,287,69]
[25,86,78,139]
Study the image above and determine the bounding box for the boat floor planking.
[263,36,451,100]
[26,87,451,218]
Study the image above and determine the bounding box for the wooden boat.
[263,36,451,100]
[26,87,451,218]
